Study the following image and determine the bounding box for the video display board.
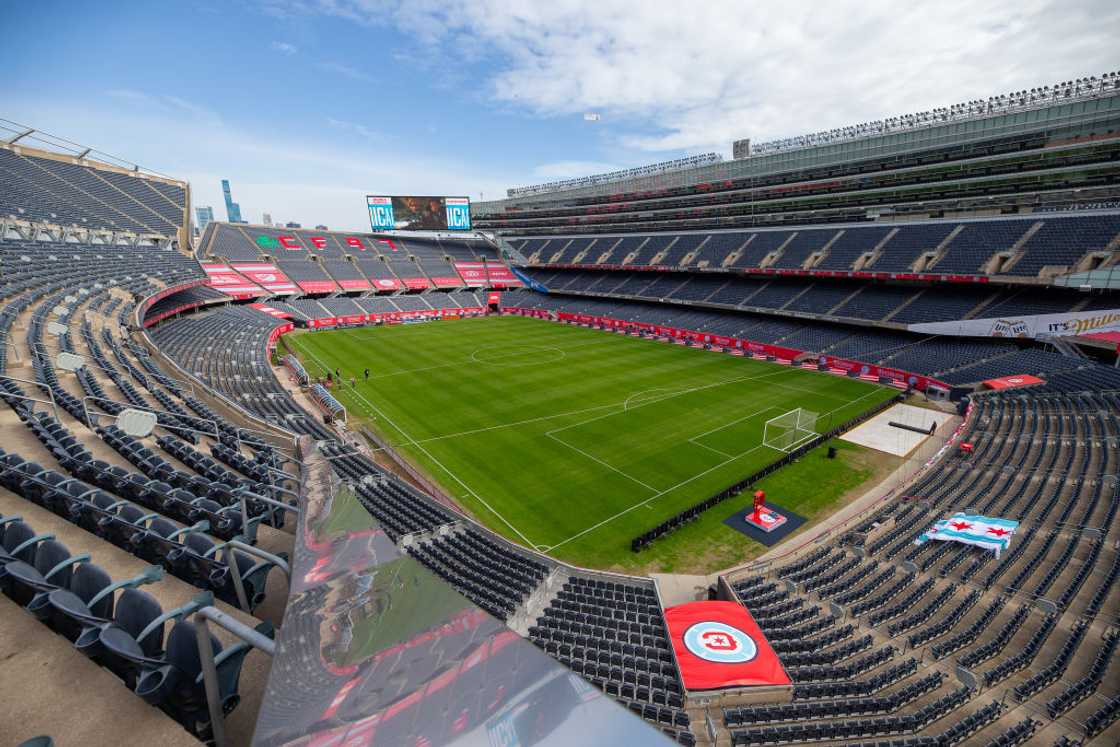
[367,195,472,231]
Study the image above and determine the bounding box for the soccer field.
[287,316,898,571]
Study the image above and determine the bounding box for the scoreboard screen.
[367,195,472,231]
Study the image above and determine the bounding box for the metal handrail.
[0,373,60,419]
[221,539,291,612]
[193,606,275,747]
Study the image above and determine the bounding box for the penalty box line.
[687,405,783,459]
[542,384,891,553]
[534,369,799,496]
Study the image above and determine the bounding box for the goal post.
[763,408,820,453]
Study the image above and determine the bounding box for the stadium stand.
[474,84,1120,234]
[0,144,188,240]
[4,74,1120,747]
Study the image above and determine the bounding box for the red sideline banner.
[534,262,991,285]
[665,601,791,691]
[816,355,948,393]
[552,312,805,361]
[267,322,294,345]
[508,307,946,392]
[302,308,487,329]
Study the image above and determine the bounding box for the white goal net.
[763,408,820,452]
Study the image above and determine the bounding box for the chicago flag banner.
[915,512,1019,558]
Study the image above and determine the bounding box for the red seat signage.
[370,277,402,291]
[231,263,298,294]
[294,279,339,294]
[665,601,790,691]
[983,373,1045,390]
[201,263,266,298]
[336,278,372,291]
[453,261,524,287]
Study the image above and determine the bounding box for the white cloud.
[327,117,390,142]
[317,60,372,81]
[271,40,298,55]
[105,89,222,127]
[273,0,1120,154]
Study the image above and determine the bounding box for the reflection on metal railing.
[1052,266,1120,290]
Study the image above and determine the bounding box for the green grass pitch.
[287,315,898,572]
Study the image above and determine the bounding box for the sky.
[2,0,1118,231]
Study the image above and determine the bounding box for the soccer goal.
[763,408,820,452]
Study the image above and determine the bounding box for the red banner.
[816,355,948,393]
[533,263,992,285]
[430,275,464,288]
[454,261,524,287]
[231,263,298,294]
[983,374,1045,390]
[202,263,266,298]
[336,278,372,291]
[267,322,294,343]
[665,601,790,691]
[403,277,432,290]
[248,303,293,319]
[369,277,402,292]
[294,279,339,294]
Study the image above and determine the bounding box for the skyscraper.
[262,212,272,226]
[195,205,214,232]
[221,179,243,223]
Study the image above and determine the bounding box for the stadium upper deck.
[0,126,190,246]
[474,75,1120,235]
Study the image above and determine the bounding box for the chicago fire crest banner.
[664,601,791,690]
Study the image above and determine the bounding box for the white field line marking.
[546,431,659,492]
[543,441,773,553]
[688,405,782,442]
[545,367,796,439]
[687,406,781,459]
[623,387,689,411]
[775,431,822,454]
[298,344,542,549]
[411,357,798,447]
[300,323,891,552]
[544,386,891,552]
[688,440,736,459]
